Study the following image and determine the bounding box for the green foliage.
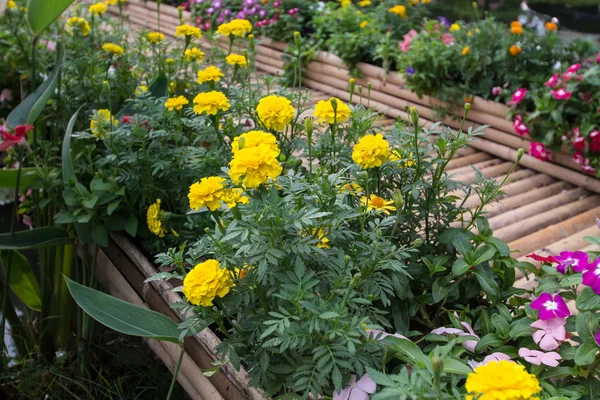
[26,0,76,35]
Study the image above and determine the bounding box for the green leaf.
[491,314,510,337]
[116,73,169,120]
[61,107,82,185]
[508,318,533,339]
[442,358,471,376]
[574,342,598,366]
[575,311,599,342]
[469,245,496,266]
[439,228,474,256]
[576,287,600,312]
[6,42,63,128]
[432,278,448,303]
[26,0,76,35]
[65,277,181,343]
[452,258,470,276]
[0,168,40,190]
[473,265,500,303]
[540,367,578,380]
[474,333,503,353]
[0,227,73,250]
[318,311,339,319]
[384,337,426,366]
[91,224,108,247]
[583,236,600,247]
[1,250,41,311]
[124,215,138,237]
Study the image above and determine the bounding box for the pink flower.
[596,53,600,63]
[492,86,502,96]
[552,88,572,100]
[513,114,529,136]
[582,165,596,175]
[530,292,570,320]
[22,214,33,228]
[545,73,559,88]
[1,124,34,141]
[530,142,551,161]
[333,374,376,400]
[518,348,562,367]
[596,328,600,347]
[553,251,589,274]
[590,130,600,152]
[399,29,418,53]
[567,63,581,74]
[441,33,453,45]
[432,321,479,352]
[0,88,12,103]
[531,318,566,351]
[508,88,527,105]
[582,259,600,295]
[467,352,512,370]
[366,329,407,341]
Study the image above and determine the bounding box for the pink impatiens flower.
[508,88,527,105]
[545,73,559,88]
[399,29,418,53]
[530,292,570,320]
[553,251,589,274]
[582,259,600,295]
[333,374,376,400]
[513,114,529,136]
[551,88,572,100]
[467,352,512,370]
[531,318,566,351]
[567,63,581,74]
[518,348,562,367]
[441,33,453,45]
[492,86,502,96]
[530,142,551,161]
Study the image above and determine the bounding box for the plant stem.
[166,347,185,400]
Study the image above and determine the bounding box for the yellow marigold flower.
[66,17,91,36]
[225,53,247,67]
[509,45,522,56]
[217,19,253,37]
[545,21,558,31]
[175,24,201,39]
[221,188,249,208]
[340,0,351,8]
[232,130,279,156]
[256,95,295,131]
[461,46,470,56]
[147,31,165,44]
[135,85,148,95]
[465,360,541,400]
[313,97,351,124]
[339,183,363,194]
[389,150,415,167]
[183,259,232,307]
[102,43,125,56]
[89,2,107,15]
[188,176,226,211]
[197,66,224,85]
[105,0,117,5]
[164,96,189,111]
[352,133,390,169]
[359,0,371,6]
[464,96,473,103]
[422,0,431,3]
[361,194,396,215]
[409,0,419,5]
[388,5,407,18]
[90,109,117,138]
[360,20,368,28]
[185,47,205,62]
[147,199,167,237]
[510,21,523,34]
[7,1,17,9]
[192,91,230,115]
[314,228,330,249]
[229,144,282,188]
[449,23,460,32]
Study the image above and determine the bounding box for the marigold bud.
[392,190,404,209]
[516,148,524,162]
[409,106,419,126]
[304,117,314,139]
[293,31,301,47]
[432,355,444,374]
[413,238,423,248]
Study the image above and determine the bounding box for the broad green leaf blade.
[383,336,427,367]
[576,287,600,312]
[6,42,63,128]
[442,358,471,375]
[0,167,40,189]
[0,227,73,250]
[26,0,75,35]
[116,73,168,120]
[61,107,82,184]
[1,250,41,311]
[65,277,181,343]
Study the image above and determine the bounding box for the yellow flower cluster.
[256,95,295,131]
[7,0,16,9]
[185,47,205,62]
[217,19,253,37]
[193,91,230,115]
[147,31,165,44]
[449,23,461,32]
[183,259,233,307]
[147,199,167,237]
[509,45,522,56]
[106,0,127,4]
[388,5,406,18]
[229,142,282,188]
[352,134,390,169]
[313,97,351,125]
[359,0,371,6]
[361,194,396,215]
[221,188,249,208]
[66,17,91,36]
[197,66,224,84]
[313,228,330,249]
[164,96,189,111]
[102,43,125,56]
[510,21,523,35]
[340,0,351,8]
[461,46,470,56]
[189,176,226,211]
[175,24,201,39]
[225,53,247,67]
[465,360,541,400]
[90,109,117,138]
[389,150,415,167]
[89,2,107,16]
[232,130,279,156]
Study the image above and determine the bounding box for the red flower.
[1,124,34,141]
[527,253,557,263]
[530,141,551,161]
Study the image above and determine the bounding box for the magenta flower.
[582,259,600,295]
[530,142,551,161]
[567,63,581,74]
[596,53,600,63]
[508,88,527,105]
[441,33,453,45]
[518,348,562,367]
[551,88,572,100]
[333,374,376,400]
[513,114,529,136]
[545,73,559,88]
[595,328,600,347]
[531,292,570,320]
[492,86,502,96]
[531,318,566,351]
[553,251,589,274]
[467,352,511,370]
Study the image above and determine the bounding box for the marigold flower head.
[183,260,232,307]
[360,20,368,28]
[188,176,226,211]
[90,109,117,138]
[256,95,295,131]
[147,31,165,44]
[217,19,253,37]
[175,24,201,39]
[229,144,282,188]
[164,96,189,111]
[89,2,107,15]
[545,21,558,31]
[102,43,125,56]
[221,188,249,208]
[105,0,117,5]
[185,47,205,62]
[197,66,224,84]
[511,21,523,34]
[313,228,330,249]
[340,0,351,8]
[361,194,396,215]
[461,46,470,56]
[314,97,351,124]
[389,150,415,167]
[193,91,230,115]
[7,0,16,9]
[359,0,371,6]
[147,199,167,237]
[135,85,148,96]
[449,23,460,32]
[509,45,522,56]
[66,17,91,36]
[388,5,407,18]
[465,360,541,400]
[225,53,247,67]
[232,130,279,156]
[352,134,390,169]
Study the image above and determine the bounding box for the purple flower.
[582,259,600,295]
[333,374,376,400]
[530,292,570,320]
[258,9,266,17]
[518,348,562,367]
[366,329,407,341]
[553,251,589,274]
[531,318,566,351]
[467,352,512,370]
[431,321,479,352]
[406,66,415,75]
[438,16,450,27]
[595,328,600,347]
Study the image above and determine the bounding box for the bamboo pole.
[446,152,493,170]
